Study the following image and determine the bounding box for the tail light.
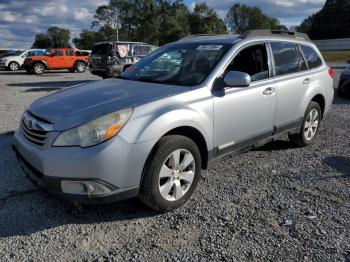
[328,67,334,79]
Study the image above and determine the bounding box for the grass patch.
[321,51,350,64]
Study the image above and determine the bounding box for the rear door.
[270,41,310,131]
[65,49,75,68]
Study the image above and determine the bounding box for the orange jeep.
[24,48,90,75]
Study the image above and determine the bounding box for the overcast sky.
[0,0,326,49]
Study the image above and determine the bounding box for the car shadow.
[7,80,97,90]
[0,132,157,238]
[322,156,350,178]
[254,140,296,151]
[0,70,79,76]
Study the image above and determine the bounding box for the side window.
[55,50,63,56]
[300,45,323,69]
[225,44,269,82]
[296,46,307,71]
[271,42,301,76]
[66,49,74,56]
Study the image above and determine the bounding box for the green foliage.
[32,33,51,48]
[298,0,350,39]
[73,30,99,50]
[32,26,71,48]
[86,0,227,46]
[189,3,227,35]
[225,3,286,34]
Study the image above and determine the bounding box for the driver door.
[213,43,277,154]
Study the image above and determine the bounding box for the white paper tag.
[196,45,223,51]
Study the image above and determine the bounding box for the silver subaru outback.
[13,30,334,211]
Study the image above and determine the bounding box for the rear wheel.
[76,62,86,73]
[289,101,322,147]
[8,62,19,71]
[139,135,201,212]
[33,63,45,75]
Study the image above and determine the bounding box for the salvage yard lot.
[0,69,349,261]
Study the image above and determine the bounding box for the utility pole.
[112,8,119,41]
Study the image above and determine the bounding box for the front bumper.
[0,61,9,68]
[13,129,156,204]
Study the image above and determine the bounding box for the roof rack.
[241,30,310,41]
[182,34,226,39]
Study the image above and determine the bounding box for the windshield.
[121,43,231,86]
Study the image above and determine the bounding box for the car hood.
[29,78,191,131]
[1,55,17,60]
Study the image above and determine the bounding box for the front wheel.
[75,62,86,73]
[8,62,20,71]
[33,63,45,75]
[289,101,322,147]
[139,135,201,212]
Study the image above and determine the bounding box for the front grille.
[20,118,49,146]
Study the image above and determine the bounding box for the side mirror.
[223,71,251,87]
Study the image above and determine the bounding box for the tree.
[226,3,286,34]
[73,30,99,50]
[32,33,51,48]
[189,3,227,35]
[86,0,225,46]
[32,26,71,48]
[298,0,350,39]
[47,26,71,48]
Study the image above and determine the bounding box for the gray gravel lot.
[0,69,349,261]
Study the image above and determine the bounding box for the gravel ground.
[0,69,349,261]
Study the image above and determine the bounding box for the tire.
[8,62,19,71]
[139,135,202,212]
[75,62,86,73]
[289,101,322,147]
[33,63,45,75]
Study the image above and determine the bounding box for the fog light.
[61,180,113,196]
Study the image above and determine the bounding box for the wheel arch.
[33,60,48,68]
[164,126,209,170]
[311,94,325,118]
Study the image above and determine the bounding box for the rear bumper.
[90,64,124,78]
[339,73,350,93]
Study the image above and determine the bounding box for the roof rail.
[181,34,225,39]
[241,30,310,41]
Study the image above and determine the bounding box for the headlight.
[53,108,133,148]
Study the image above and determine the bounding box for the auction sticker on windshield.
[197,45,223,51]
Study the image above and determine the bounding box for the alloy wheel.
[304,109,319,141]
[158,149,195,201]
[9,62,19,71]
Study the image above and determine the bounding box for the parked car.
[90,41,158,78]
[24,48,90,75]
[338,58,350,97]
[13,30,334,211]
[0,49,45,71]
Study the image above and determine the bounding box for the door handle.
[263,87,275,95]
[303,78,311,85]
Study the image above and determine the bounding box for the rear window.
[133,45,151,56]
[300,45,323,69]
[66,49,74,56]
[92,44,113,56]
[271,42,301,76]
